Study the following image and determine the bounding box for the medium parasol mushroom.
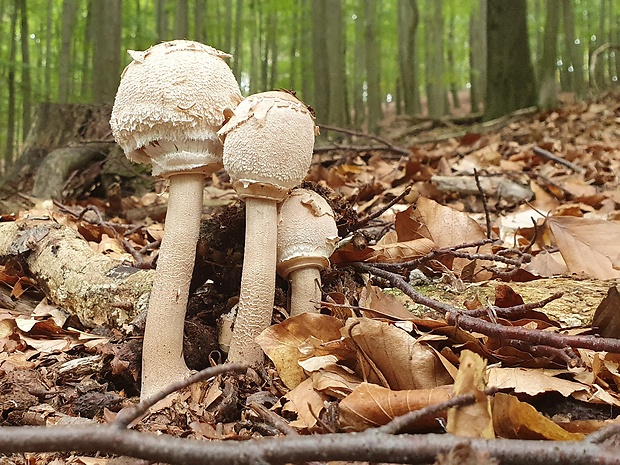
[218,91,317,365]
[276,189,339,317]
[110,40,242,399]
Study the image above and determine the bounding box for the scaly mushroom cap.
[110,40,243,176]
[218,91,318,201]
[276,189,339,278]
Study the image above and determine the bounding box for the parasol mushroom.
[276,189,339,317]
[218,91,317,365]
[110,40,242,399]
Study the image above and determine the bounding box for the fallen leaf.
[282,377,329,429]
[487,367,587,397]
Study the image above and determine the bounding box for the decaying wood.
[0,220,152,328]
[431,175,533,203]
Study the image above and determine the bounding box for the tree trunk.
[44,0,53,102]
[79,0,92,100]
[91,0,121,104]
[353,5,366,129]
[299,0,313,102]
[193,0,206,43]
[59,0,77,103]
[232,0,243,79]
[424,0,447,117]
[173,0,189,39]
[156,0,169,42]
[365,0,382,132]
[289,0,299,91]
[18,0,31,140]
[397,0,421,115]
[326,0,347,127]
[224,0,233,52]
[267,10,277,90]
[311,0,329,123]
[447,9,459,110]
[469,0,487,113]
[485,0,537,120]
[6,1,18,168]
[561,0,584,97]
[249,1,260,93]
[538,0,560,109]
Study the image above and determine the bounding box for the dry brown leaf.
[546,216,620,279]
[282,377,329,429]
[492,392,585,440]
[331,237,435,264]
[357,281,414,320]
[256,313,345,389]
[446,350,493,438]
[344,317,453,390]
[338,382,452,431]
[592,286,620,338]
[487,367,587,397]
[525,250,568,277]
[308,362,363,398]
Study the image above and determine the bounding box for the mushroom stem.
[141,172,204,399]
[288,267,322,317]
[227,197,278,365]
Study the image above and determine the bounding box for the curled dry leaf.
[492,392,585,440]
[256,313,348,389]
[343,317,453,390]
[446,350,494,439]
[338,382,452,431]
[282,377,329,430]
[545,216,620,280]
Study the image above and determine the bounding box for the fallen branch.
[533,146,585,173]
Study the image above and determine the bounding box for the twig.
[250,402,298,436]
[507,339,581,367]
[586,421,620,444]
[318,124,411,156]
[351,263,620,354]
[0,425,619,465]
[533,146,585,173]
[473,169,492,239]
[313,145,409,158]
[347,184,414,233]
[375,386,501,435]
[462,292,563,319]
[113,363,247,429]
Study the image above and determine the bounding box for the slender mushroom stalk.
[110,40,242,400]
[218,91,317,365]
[277,189,339,317]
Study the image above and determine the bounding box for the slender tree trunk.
[365,0,382,132]
[561,0,584,97]
[232,0,243,79]
[249,0,260,93]
[59,0,77,103]
[224,0,232,52]
[44,0,53,102]
[485,0,537,120]
[91,0,121,104]
[311,0,329,123]
[595,0,606,87]
[469,0,487,113]
[193,0,206,43]
[424,0,447,117]
[326,0,347,127]
[299,0,313,102]
[397,0,420,115]
[80,0,92,101]
[289,1,299,91]
[447,10,459,110]
[353,5,366,129]
[539,0,560,109]
[267,10,277,90]
[156,0,169,42]
[6,2,18,167]
[18,0,31,139]
[173,0,189,39]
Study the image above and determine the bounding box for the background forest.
[1,0,618,175]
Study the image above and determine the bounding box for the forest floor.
[1,91,620,464]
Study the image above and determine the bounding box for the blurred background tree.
[0,0,618,172]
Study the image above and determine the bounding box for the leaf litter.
[1,93,620,463]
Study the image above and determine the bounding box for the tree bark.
[365,0,382,132]
[157,0,169,42]
[353,5,366,129]
[485,0,537,120]
[173,0,189,39]
[469,0,487,113]
[326,0,348,127]
[18,0,31,140]
[538,0,560,109]
[311,0,329,123]
[5,1,18,168]
[0,221,152,329]
[397,0,420,115]
[561,0,584,97]
[91,0,121,104]
[232,0,243,79]
[423,0,447,117]
[299,0,313,102]
[59,0,77,103]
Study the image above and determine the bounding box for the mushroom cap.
[110,40,243,176]
[218,91,318,201]
[276,189,339,278]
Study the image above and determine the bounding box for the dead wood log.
[0,220,152,328]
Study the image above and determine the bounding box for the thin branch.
[473,169,492,239]
[113,363,247,429]
[318,124,411,156]
[347,184,414,233]
[533,146,585,173]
